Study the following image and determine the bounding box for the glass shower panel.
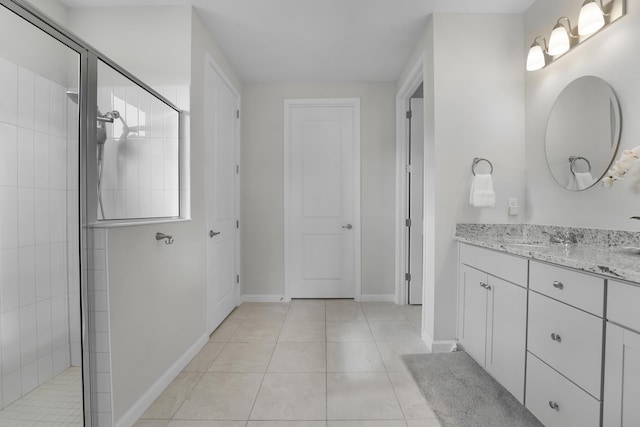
[96,60,179,220]
[0,4,82,425]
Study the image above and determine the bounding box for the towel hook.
[569,156,592,175]
[472,157,493,176]
[155,232,174,245]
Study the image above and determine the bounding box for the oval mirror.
[545,76,621,191]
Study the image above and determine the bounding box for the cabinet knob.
[548,401,560,411]
[479,282,491,290]
[550,333,562,343]
[552,281,564,290]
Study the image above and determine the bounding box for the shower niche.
[92,60,180,222]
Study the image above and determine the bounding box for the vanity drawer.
[528,291,604,398]
[608,280,640,332]
[530,261,604,316]
[459,243,528,287]
[526,353,601,427]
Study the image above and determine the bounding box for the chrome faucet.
[548,230,580,245]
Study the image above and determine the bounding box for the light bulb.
[548,24,571,56]
[579,0,606,36]
[526,41,546,71]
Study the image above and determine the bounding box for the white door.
[604,323,640,427]
[408,98,424,305]
[205,56,239,334]
[285,99,360,299]
[459,265,488,365]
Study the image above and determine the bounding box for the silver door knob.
[548,401,559,410]
[209,230,221,238]
[342,224,353,230]
[550,333,562,343]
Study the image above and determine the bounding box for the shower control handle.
[209,230,221,238]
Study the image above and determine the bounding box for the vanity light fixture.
[526,36,547,71]
[526,0,625,71]
[548,17,577,56]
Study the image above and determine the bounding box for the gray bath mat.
[403,351,543,427]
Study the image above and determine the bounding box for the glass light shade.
[579,1,606,36]
[526,43,546,71]
[548,24,571,56]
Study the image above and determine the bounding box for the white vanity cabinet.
[458,244,528,402]
[603,280,640,427]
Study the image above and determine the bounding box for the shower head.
[66,90,79,105]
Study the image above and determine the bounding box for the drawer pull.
[548,401,560,411]
[552,281,564,290]
[550,333,562,343]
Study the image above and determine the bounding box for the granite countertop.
[455,224,640,284]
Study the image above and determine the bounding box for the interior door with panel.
[285,100,360,299]
[459,264,489,365]
[205,56,239,334]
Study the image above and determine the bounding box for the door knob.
[342,224,353,230]
[209,230,221,238]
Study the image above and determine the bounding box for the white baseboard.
[241,295,288,303]
[422,331,457,353]
[359,294,395,302]
[115,334,208,427]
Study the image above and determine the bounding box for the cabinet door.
[486,276,527,403]
[459,265,488,365]
[604,323,640,427]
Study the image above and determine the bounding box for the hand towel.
[470,174,496,207]
[574,172,594,190]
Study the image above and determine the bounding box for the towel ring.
[569,156,592,175]
[472,157,493,176]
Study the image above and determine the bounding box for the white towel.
[470,174,496,207]
[574,172,594,190]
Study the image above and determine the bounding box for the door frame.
[204,52,241,331]
[283,98,362,301]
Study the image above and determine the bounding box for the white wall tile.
[0,57,18,126]
[95,332,109,353]
[18,188,34,248]
[17,67,34,130]
[95,372,111,393]
[49,83,65,138]
[33,75,49,134]
[49,191,66,243]
[48,136,65,191]
[0,187,18,250]
[37,352,52,385]
[92,291,108,313]
[18,247,35,307]
[96,411,113,426]
[70,343,81,367]
[93,312,108,333]
[92,249,106,271]
[2,368,21,407]
[19,304,37,365]
[49,244,65,297]
[51,294,68,349]
[0,122,18,187]
[96,391,112,413]
[95,352,110,373]
[34,245,50,301]
[0,249,19,313]
[20,359,38,395]
[33,132,49,190]
[1,309,20,375]
[35,299,51,357]
[52,345,69,376]
[34,189,49,246]
[17,128,34,188]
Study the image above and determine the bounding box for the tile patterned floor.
[135,300,441,427]
[0,366,83,427]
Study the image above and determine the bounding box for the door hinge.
[406,218,412,227]
[406,165,412,173]
[237,109,240,119]
[406,111,412,119]
[236,164,240,174]
[405,273,411,282]
[236,275,239,284]
[236,220,239,229]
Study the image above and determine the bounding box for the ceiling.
[59,0,536,82]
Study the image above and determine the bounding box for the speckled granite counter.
[455,224,640,284]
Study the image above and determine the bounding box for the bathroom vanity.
[456,224,640,427]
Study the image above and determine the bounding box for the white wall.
[398,14,526,346]
[241,83,397,299]
[525,0,640,229]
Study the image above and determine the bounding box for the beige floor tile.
[183,343,226,372]
[291,299,326,307]
[168,422,246,427]
[406,420,441,427]
[326,322,373,342]
[250,373,326,421]
[286,305,325,321]
[327,421,407,427]
[248,422,326,427]
[401,305,422,322]
[368,321,422,342]
[362,304,407,321]
[244,305,291,321]
[209,342,275,372]
[209,320,243,342]
[226,305,253,321]
[376,341,430,373]
[278,321,326,342]
[327,342,385,372]
[230,321,283,342]
[268,342,326,373]
[173,373,263,420]
[388,372,437,419]
[327,373,403,420]
[134,421,169,427]
[325,302,365,322]
[140,372,203,419]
